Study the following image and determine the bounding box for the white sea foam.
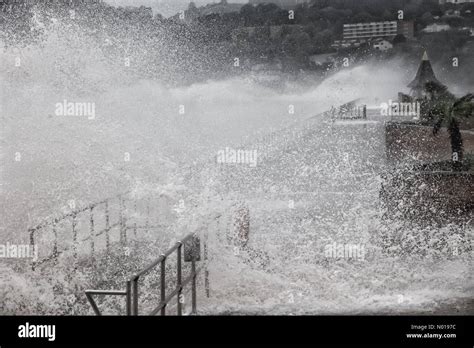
[0,22,472,315]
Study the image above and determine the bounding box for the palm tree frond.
[429,88,472,163]
[452,93,474,119]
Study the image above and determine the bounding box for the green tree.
[352,11,373,23]
[443,15,465,28]
[425,81,474,168]
[420,11,435,26]
[240,3,256,26]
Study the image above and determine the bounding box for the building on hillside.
[343,20,414,41]
[309,53,336,67]
[397,20,415,39]
[461,26,474,36]
[334,20,413,49]
[343,21,398,41]
[331,38,367,49]
[373,39,393,51]
[423,23,452,33]
[408,51,442,99]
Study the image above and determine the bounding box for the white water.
[0,22,472,315]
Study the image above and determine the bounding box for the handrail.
[85,232,203,316]
[148,267,201,316]
[28,193,129,233]
[27,191,168,270]
[85,289,130,316]
[131,233,195,279]
[28,192,130,270]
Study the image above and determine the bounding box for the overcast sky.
[104,0,248,17]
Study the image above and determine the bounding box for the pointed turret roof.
[408,51,440,90]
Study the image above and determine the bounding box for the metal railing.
[27,192,166,270]
[325,99,367,121]
[85,232,203,316]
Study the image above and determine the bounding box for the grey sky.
[104,0,248,17]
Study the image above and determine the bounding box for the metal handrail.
[85,232,202,316]
[27,191,170,270]
[28,192,130,270]
[129,233,201,316]
[85,289,130,316]
[131,233,195,279]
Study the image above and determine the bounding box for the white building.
[343,21,398,41]
[309,53,337,66]
[333,21,413,50]
[422,23,451,33]
[373,39,393,51]
[462,27,474,36]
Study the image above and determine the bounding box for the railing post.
[90,206,95,256]
[132,276,139,316]
[160,256,166,316]
[123,197,127,243]
[126,280,131,316]
[177,243,182,316]
[204,232,210,298]
[29,228,35,271]
[191,259,197,315]
[85,291,102,316]
[72,213,77,259]
[145,198,150,234]
[119,196,125,246]
[133,201,137,240]
[52,223,58,261]
[85,232,201,317]
[105,200,110,252]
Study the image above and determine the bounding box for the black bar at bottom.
[0,316,472,346]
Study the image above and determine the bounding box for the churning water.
[0,20,472,315]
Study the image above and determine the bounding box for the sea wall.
[382,122,474,222]
[385,122,474,165]
[381,170,474,221]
